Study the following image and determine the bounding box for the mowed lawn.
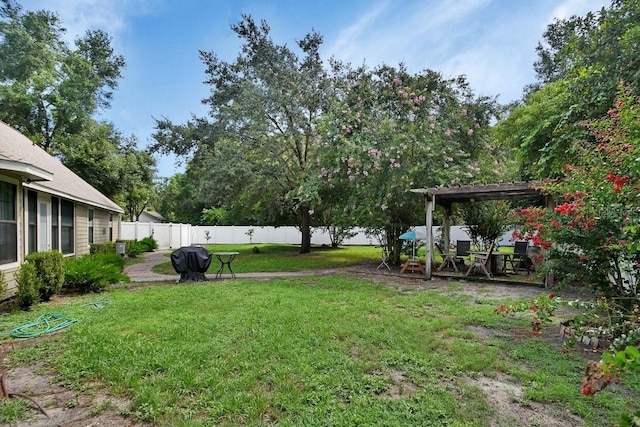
[153,244,386,274]
[3,273,635,426]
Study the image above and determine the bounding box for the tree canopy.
[0,0,157,217]
[151,15,502,256]
[152,15,331,252]
[0,0,125,154]
[496,0,640,179]
[315,64,499,262]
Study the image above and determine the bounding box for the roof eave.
[0,159,54,182]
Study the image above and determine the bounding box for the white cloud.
[22,0,159,43]
[550,0,608,22]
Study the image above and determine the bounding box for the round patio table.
[213,252,239,279]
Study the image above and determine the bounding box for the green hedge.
[64,253,129,293]
[16,262,40,310]
[138,236,158,252]
[90,241,116,254]
[25,251,65,301]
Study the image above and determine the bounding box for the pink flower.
[308,210,314,215]
[444,129,451,137]
[381,204,388,211]
[467,129,473,136]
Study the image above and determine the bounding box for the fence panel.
[120,222,515,250]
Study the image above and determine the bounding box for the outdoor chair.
[436,240,471,272]
[377,246,391,271]
[465,243,495,279]
[454,240,471,265]
[436,242,458,272]
[509,241,531,274]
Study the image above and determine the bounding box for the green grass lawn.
[2,274,636,426]
[152,244,384,275]
[151,244,521,276]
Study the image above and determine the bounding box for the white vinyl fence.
[120,222,517,250]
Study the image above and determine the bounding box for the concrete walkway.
[124,250,178,282]
[124,250,350,283]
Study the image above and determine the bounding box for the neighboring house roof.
[141,210,164,222]
[0,121,124,213]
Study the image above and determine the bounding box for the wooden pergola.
[410,181,550,279]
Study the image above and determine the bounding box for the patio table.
[213,252,239,278]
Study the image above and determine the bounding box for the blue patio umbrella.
[399,231,418,240]
[399,230,426,259]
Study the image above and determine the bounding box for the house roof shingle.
[0,121,124,213]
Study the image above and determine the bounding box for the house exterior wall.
[75,204,88,256]
[0,181,122,298]
[93,209,110,244]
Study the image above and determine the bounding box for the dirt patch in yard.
[1,365,142,427]
[468,374,585,426]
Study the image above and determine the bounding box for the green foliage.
[503,1,640,179]
[201,206,228,225]
[64,253,128,293]
[317,64,499,263]
[137,236,158,252]
[15,262,40,310]
[510,88,640,425]
[0,269,6,295]
[0,0,125,154]
[0,2,157,213]
[460,201,512,250]
[59,122,157,203]
[155,174,206,224]
[25,250,64,301]
[116,239,144,258]
[152,16,331,252]
[90,241,116,255]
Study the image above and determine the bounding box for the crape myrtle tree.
[504,86,640,424]
[151,15,330,253]
[316,63,499,264]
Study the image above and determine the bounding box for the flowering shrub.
[505,86,640,424]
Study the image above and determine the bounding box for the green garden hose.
[9,313,79,338]
[1,298,109,339]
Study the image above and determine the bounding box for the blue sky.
[22,0,610,177]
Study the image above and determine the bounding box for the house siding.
[75,204,88,256]
[1,122,124,299]
[94,210,109,244]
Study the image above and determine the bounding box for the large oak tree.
[152,15,331,253]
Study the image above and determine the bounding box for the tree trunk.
[386,225,403,265]
[300,206,311,254]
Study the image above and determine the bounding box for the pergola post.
[424,193,434,280]
[442,201,452,250]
